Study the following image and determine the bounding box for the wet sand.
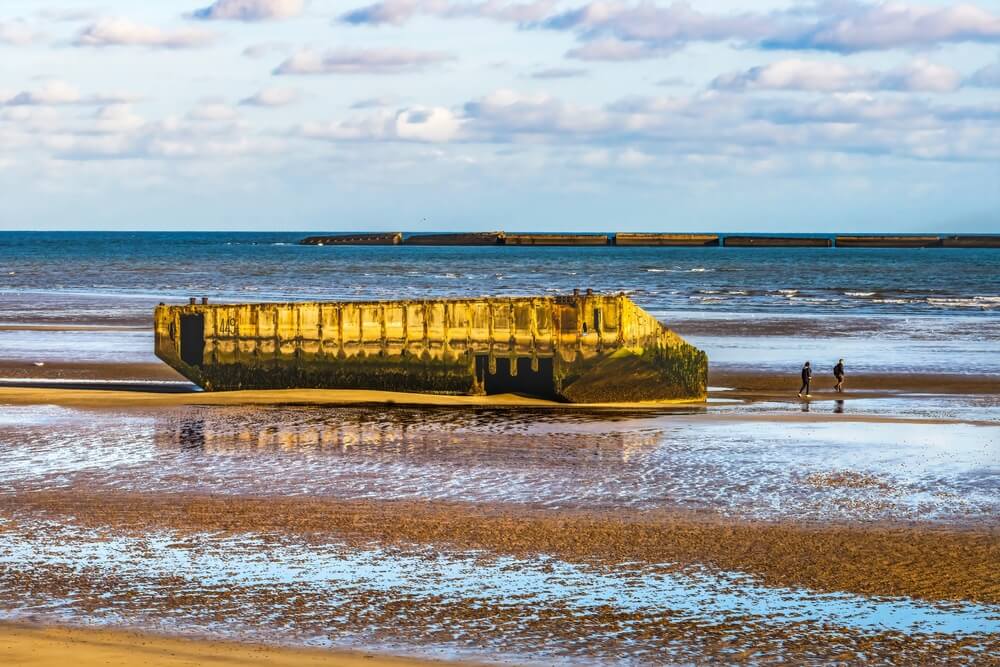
[0,623,475,667]
[5,491,998,604]
[1,396,997,664]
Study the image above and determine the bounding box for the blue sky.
[1,0,999,232]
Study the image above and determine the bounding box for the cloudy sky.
[2,0,999,232]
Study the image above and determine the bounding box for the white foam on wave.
[927,296,1000,309]
[845,291,876,297]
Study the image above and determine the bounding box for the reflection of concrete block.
[155,293,707,403]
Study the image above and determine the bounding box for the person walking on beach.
[798,361,812,398]
[833,358,845,393]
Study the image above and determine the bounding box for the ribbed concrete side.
[154,295,707,402]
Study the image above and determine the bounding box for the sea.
[1,231,998,378]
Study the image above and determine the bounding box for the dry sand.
[0,623,476,667]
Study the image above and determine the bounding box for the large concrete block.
[155,294,707,403]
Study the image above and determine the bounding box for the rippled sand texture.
[1,404,998,664]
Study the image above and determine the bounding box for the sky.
[1,0,999,232]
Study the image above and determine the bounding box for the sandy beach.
[2,250,998,665]
[0,623,476,667]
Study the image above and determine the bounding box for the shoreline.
[0,622,479,667]
[2,357,997,392]
[0,376,996,416]
[0,385,706,410]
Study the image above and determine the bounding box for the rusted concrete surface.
[405,232,503,246]
[154,294,707,402]
[504,234,611,246]
[941,235,1000,248]
[616,233,720,246]
[298,233,1000,248]
[724,236,832,247]
[836,235,942,248]
[300,233,402,245]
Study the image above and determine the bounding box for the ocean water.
[1,232,998,376]
[1,231,998,316]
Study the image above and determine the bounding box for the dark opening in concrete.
[476,355,558,400]
[180,314,205,367]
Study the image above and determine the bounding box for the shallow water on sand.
[1,520,997,665]
[2,405,997,523]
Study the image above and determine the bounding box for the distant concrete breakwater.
[300,232,1000,248]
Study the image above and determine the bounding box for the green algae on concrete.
[155,293,707,403]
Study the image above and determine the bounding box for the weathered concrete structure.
[940,236,1000,248]
[155,293,707,403]
[616,233,720,246]
[724,236,832,247]
[405,232,503,246]
[505,234,611,246]
[298,232,1000,248]
[836,235,941,248]
[301,233,402,246]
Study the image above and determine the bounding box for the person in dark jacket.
[798,361,812,397]
[833,359,845,393]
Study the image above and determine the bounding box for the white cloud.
[188,102,239,121]
[968,59,1000,87]
[340,1,1000,59]
[74,17,214,49]
[618,147,653,167]
[763,2,1000,53]
[0,81,138,107]
[93,104,145,133]
[340,0,554,26]
[0,20,39,45]
[2,81,82,106]
[565,37,668,61]
[298,114,395,141]
[298,105,462,142]
[713,59,961,93]
[36,9,99,23]
[464,89,611,137]
[273,48,453,75]
[350,96,397,109]
[240,87,299,107]
[530,67,587,79]
[880,60,962,93]
[242,41,290,58]
[190,0,304,21]
[553,1,1000,56]
[395,106,461,141]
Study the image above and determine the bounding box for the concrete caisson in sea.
[154,293,707,403]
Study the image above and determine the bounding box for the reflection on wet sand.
[159,408,666,461]
[0,404,994,522]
